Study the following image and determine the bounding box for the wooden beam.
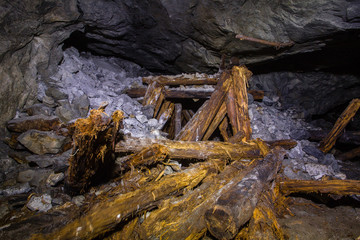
[142,74,218,86]
[174,103,182,136]
[279,179,360,196]
[319,99,360,153]
[203,102,227,141]
[219,117,230,142]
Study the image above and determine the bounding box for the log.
[6,115,62,133]
[225,66,252,141]
[65,109,124,195]
[219,117,230,141]
[279,179,360,196]
[175,71,232,141]
[142,73,218,86]
[33,161,215,240]
[309,130,360,145]
[319,98,360,153]
[158,102,175,130]
[266,139,298,150]
[143,81,164,118]
[126,87,264,100]
[204,147,285,240]
[137,157,264,239]
[203,102,227,141]
[174,103,182,136]
[337,146,360,161]
[115,137,267,162]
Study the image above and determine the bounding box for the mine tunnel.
[0,0,360,239]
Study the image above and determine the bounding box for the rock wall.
[0,0,359,127]
[0,0,81,127]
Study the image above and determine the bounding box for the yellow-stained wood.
[279,179,360,195]
[116,136,268,162]
[319,98,360,153]
[32,161,215,240]
[175,71,232,141]
[225,66,252,141]
[158,102,174,130]
[203,102,227,141]
[219,116,230,141]
[142,73,218,86]
[143,81,165,118]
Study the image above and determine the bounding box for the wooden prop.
[116,137,268,162]
[204,147,285,240]
[158,102,175,129]
[279,179,360,196]
[203,102,227,141]
[235,34,295,49]
[175,70,232,141]
[219,117,230,141]
[143,81,165,118]
[174,103,182,136]
[65,109,124,194]
[33,161,216,240]
[319,99,360,153]
[225,66,252,141]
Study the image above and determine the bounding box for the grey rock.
[42,95,57,108]
[136,114,148,124]
[262,96,274,106]
[25,155,55,168]
[55,101,79,123]
[288,144,305,159]
[17,130,66,155]
[0,157,17,174]
[46,87,68,101]
[0,202,10,219]
[17,170,35,183]
[304,163,335,180]
[302,145,325,161]
[247,93,254,105]
[29,170,53,188]
[321,154,340,172]
[26,194,52,212]
[147,118,159,128]
[72,195,85,207]
[26,104,53,116]
[1,182,31,196]
[72,94,90,117]
[289,129,310,140]
[141,105,155,119]
[46,172,65,187]
[52,198,64,206]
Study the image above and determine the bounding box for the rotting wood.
[236,189,287,240]
[126,87,264,100]
[32,161,215,240]
[158,102,175,130]
[182,109,193,122]
[279,179,360,196]
[116,136,268,162]
[142,73,218,86]
[204,147,285,240]
[65,109,124,195]
[203,102,227,141]
[266,139,298,150]
[136,158,263,239]
[309,130,360,146]
[235,34,295,49]
[6,115,62,133]
[143,81,165,118]
[225,66,252,141]
[319,98,360,153]
[337,146,360,161]
[175,70,232,141]
[174,103,182,136]
[219,117,230,141]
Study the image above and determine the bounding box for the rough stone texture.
[0,0,81,127]
[17,130,66,155]
[7,115,61,133]
[26,194,52,212]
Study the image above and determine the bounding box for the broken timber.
[319,98,360,153]
[115,136,268,161]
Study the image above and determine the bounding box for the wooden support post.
[279,179,360,196]
[225,66,253,141]
[204,147,285,240]
[319,99,360,153]
[203,102,227,141]
[174,103,182,136]
[143,81,165,118]
[158,102,175,130]
[219,117,230,141]
[175,71,232,141]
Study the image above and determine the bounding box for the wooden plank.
[219,117,230,141]
[143,81,165,118]
[319,98,360,153]
[174,103,182,136]
[142,74,218,86]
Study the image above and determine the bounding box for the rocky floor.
[0,49,359,239]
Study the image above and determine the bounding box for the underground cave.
[1,0,360,239]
